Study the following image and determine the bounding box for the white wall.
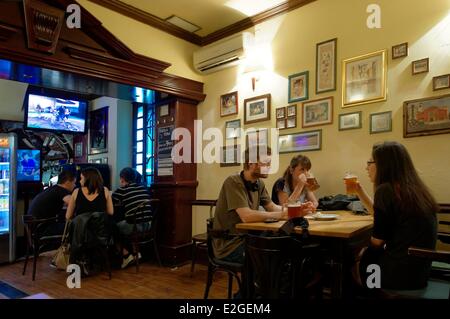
[0,79,28,121]
[88,97,133,190]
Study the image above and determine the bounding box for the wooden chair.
[22,215,63,281]
[190,199,216,276]
[203,218,243,299]
[127,199,161,272]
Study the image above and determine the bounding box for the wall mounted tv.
[24,90,88,134]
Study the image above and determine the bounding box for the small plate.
[314,213,338,221]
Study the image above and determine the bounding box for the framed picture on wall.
[370,111,392,134]
[412,58,429,75]
[288,71,309,103]
[287,105,297,117]
[276,118,286,129]
[392,42,408,59]
[220,91,238,117]
[432,74,450,91]
[342,50,387,107]
[89,107,108,154]
[245,128,269,148]
[276,107,286,119]
[244,94,271,124]
[339,111,362,131]
[286,117,297,129]
[403,94,450,137]
[225,119,241,139]
[277,130,322,153]
[302,97,333,128]
[316,38,337,94]
[220,144,241,167]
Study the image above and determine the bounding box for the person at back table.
[28,170,76,236]
[112,167,152,268]
[271,154,319,207]
[65,167,113,219]
[351,141,438,290]
[213,145,315,264]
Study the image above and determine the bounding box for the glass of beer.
[306,172,320,191]
[288,202,303,219]
[344,172,358,195]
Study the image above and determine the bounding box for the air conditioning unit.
[193,32,253,74]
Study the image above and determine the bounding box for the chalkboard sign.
[157,125,174,176]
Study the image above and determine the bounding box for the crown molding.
[88,0,316,46]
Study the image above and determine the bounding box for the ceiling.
[118,0,286,37]
[88,0,316,45]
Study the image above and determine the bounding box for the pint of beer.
[288,203,303,219]
[344,173,358,195]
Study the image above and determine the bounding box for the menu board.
[157,125,174,176]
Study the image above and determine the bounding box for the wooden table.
[236,210,373,238]
[236,210,374,299]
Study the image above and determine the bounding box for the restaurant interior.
[0,0,448,302]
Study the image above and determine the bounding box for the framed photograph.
[339,111,362,131]
[244,94,271,124]
[278,130,322,153]
[288,71,308,103]
[370,111,392,134]
[245,128,269,148]
[432,74,450,91]
[316,38,337,94]
[287,105,296,117]
[403,94,450,137]
[220,91,238,117]
[159,104,169,117]
[302,97,333,128]
[286,117,297,129]
[276,107,286,119]
[89,107,108,154]
[276,119,286,129]
[74,142,83,157]
[412,58,429,75]
[392,42,408,59]
[342,49,387,107]
[225,119,241,139]
[220,144,241,167]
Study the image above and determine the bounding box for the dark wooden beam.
[88,0,317,46]
[88,0,203,46]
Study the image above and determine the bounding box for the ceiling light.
[165,15,201,33]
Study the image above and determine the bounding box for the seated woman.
[352,141,438,290]
[271,154,319,207]
[66,167,114,219]
[65,167,114,267]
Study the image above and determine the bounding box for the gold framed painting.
[342,49,387,107]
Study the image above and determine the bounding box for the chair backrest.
[22,215,59,244]
[205,218,236,264]
[131,199,160,239]
[245,234,298,298]
[437,203,450,245]
[191,199,217,219]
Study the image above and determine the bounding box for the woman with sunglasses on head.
[353,141,438,290]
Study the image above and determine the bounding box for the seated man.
[112,167,152,268]
[28,170,76,236]
[213,145,314,264]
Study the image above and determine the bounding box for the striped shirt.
[112,183,152,223]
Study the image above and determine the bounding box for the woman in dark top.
[66,167,113,219]
[271,154,319,207]
[355,141,438,290]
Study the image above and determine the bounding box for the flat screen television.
[24,92,88,134]
[17,149,41,182]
